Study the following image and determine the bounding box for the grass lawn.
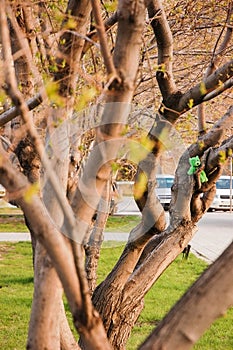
[0,241,232,349]
[0,212,141,233]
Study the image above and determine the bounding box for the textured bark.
[147,0,176,98]
[27,245,63,350]
[27,137,70,349]
[85,181,111,295]
[93,221,196,349]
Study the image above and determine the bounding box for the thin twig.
[91,0,118,79]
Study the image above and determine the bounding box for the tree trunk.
[93,221,196,349]
[27,125,71,349]
[27,244,63,350]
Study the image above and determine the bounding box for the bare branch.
[0,1,83,249]
[198,2,233,134]
[147,0,177,98]
[82,11,118,55]
[70,0,146,237]
[0,93,43,127]
[53,0,92,103]
[203,77,233,102]
[91,0,118,79]
[177,60,233,118]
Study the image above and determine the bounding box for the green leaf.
[200,81,207,95]
[187,99,194,109]
[24,183,40,203]
[219,150,226,163]
[134,172,147,200]
[45,80,65,107]
[104,1,117,12]
[76,86,98,111]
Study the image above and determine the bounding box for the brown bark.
[53,0,92,104]
[93,221,196,349]
[0,94,43,127]
[147,0,176,98]
[133,0,233,248]
[85,181,111,295]
[176,60,233,119]
[27,0,92,347]
[1,1,101,349]
[27,245,63,350]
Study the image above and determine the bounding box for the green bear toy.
[188,156,208,183]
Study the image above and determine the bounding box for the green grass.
[0,213,140,233]
[105,215,141,232]
[0,242,232,350]
[0,242,34,350]
[0,205,27,232]
[0,216,28,232]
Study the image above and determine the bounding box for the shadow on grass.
[1,276,34,286]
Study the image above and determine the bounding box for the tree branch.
[176,60,233,120]
[91,0,118,79]
[1,8,107,347]
[147,0,177,98]
[203,77,233,102]
[0,93,43,127]
[197,2,233,134]
[82,11,118,55]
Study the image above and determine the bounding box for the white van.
[155,175,174,210]
[209,176,233,211]
[115,175,174,213]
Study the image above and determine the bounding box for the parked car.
[209,176,233,211]
[155,174,174,210]
[113,175,175,214]
[0,184,6,198]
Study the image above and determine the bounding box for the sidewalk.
[0,231,128,242]
[1,212,233,264]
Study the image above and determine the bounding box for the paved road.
[190,212,233,263]
[104,219,233,264]
[0,212,233,264]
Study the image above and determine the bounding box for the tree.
[0,0,233,349]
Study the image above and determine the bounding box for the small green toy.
[188,156,208,183]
